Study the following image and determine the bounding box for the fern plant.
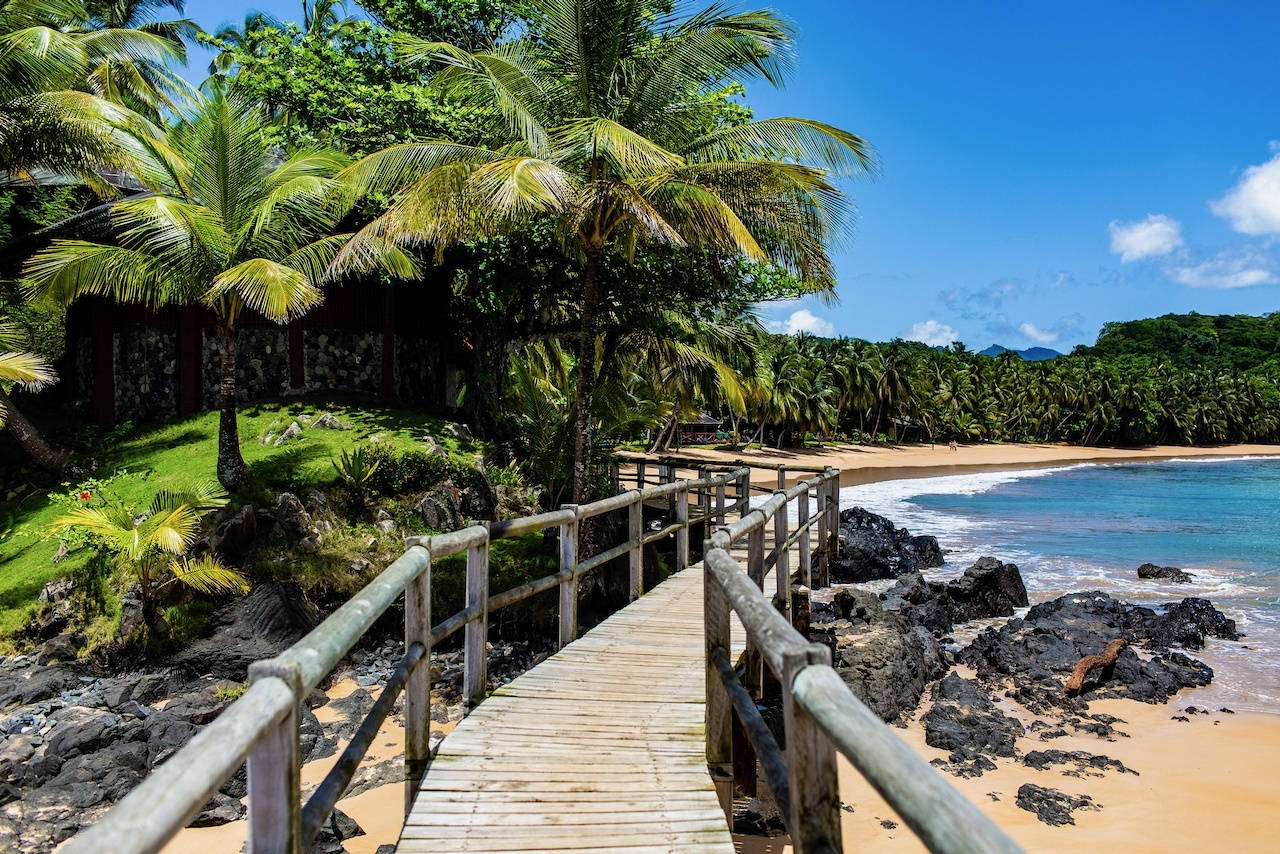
[49,481,249,636]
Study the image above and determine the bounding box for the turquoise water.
[840,456,1280,711]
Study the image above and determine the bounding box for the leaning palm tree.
[49,481,248,634]
[336,0,876,502]
[24,89,416,488]
[0,316,67,468]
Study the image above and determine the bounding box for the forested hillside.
[1077,312,1280,373]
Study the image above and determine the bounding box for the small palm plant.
[331,446,380,514]
[49,481,250,635]
[0,315,68,468]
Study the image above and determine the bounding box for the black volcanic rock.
[881,557,1029,635]
[832,507,943,582]
[921,674,1023,777]
[1137,563,1194,584]
[1015,783,1098,825]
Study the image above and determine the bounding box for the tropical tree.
[23,89,416,488]
[82,0,200,119]
[336,0,876,502]
[0,315,66,467]
[49,481,248,633]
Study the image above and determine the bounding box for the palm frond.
[166,555,251,595]
[206,257,322,322]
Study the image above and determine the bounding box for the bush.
[364,446,489,496]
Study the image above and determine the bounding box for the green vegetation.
[1079,312,1280,373]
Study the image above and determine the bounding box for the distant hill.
[1074,311,1280,372]
[978,344,1061,361]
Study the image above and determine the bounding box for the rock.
[169,583,319,680]
[273,421,303,446]
[274,493,313,538]
[311,412,341,429]
[443,423,473,441]
[350,558,371,573]
[37,579,74,605]
[327,689,376,741]
[1021,749,1136,777]
[1137,563,1194,583]
[191,792,244,826]
[117,588,146,640]
[958,591,1224,711]
[810,590,948,723]
[296,534,321,554]
[44,708,118,761]
[35,634,80,665]
[921,674,1022,777]
[0,666,78,708]
[832,507,943,582]
[1015,783,1099,826]
[210,506,257,560]
[376,519,397,534]
[943,557,1029,623]
[415,482,464,532]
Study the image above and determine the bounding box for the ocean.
[838,456,1280,713]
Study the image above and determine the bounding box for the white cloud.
[1169,248,1278,289]
[1018,322,1059,344]
[1108,214,1185,262]
[907,320,958,347]
[770,309,835,337]
[1210,148,1280,235]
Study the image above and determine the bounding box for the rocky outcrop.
[210,506,257,560]
[921,673,1023,778]
[1015,783,1100,826]
[957,591,1232,710]
[1137,563,1194,583]
[831,507,943,583]
[882,557,1029,635]
[810,590,948,723]
[1022,749,1136,777]
[169,583,319,680]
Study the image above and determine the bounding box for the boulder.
[37,579,74,605]
[832,507,943,582]
[210,506,257,560]
[310,412,341,430]
[882,557,1028,635]
[273,421,303,446]
[1015,783,1099,826]
[810,590,948,723]
[274,492,313,538]
[415,482,464,532]
[921,674,1023,777]
[1137,562,1194,583]
[35,634,80,665]
[169,582,319,680]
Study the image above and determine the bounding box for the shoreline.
[625,441,1280,488]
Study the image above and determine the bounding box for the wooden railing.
[699,467,1023,854]
[62,465,752,854]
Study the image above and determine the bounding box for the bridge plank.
[399,551,752,853]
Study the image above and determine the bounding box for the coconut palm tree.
[335,0,876,502]
[23,89,417,489]
[49,481,248,633]
[0,316,67,468]
[82,0,201,120]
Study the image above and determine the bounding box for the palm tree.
[0,316,67,468]
[336,0,876,502]
[49,481,248,633]
[23,90,416,489]
[82,0,201,120]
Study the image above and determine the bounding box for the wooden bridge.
[65,461,1022,854]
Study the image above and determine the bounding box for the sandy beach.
[625,440,1280,489]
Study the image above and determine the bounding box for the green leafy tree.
[23,90,417,489]
[340,0,876,502]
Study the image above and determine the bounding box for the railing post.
[744,522,766,696]
[715,479,726,526]
[738,471,750,519]
[403,546,431,815]
[675,483,689,571]
[773,489,790,611]
[664,463,676,519]
[797,481,812,589]
[246,660,302,854]
[636,460,647,489]
[558,505,580,648]
[781,646,843,853]
[777,466,786,492]
[824,470,839,589]
[816,475,829,588]
[463,527,489,711]
[703,538,733,822]
[610,459,621,493]
[628,493,643,601]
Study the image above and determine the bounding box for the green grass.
[0,398,484,644]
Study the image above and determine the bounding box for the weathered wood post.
[791,585,811,638]
[662,462,675,519]
[636,460,647,489]
[558,505,579,648]
[823,469,839,589]
[246,660,302,854]
[773,489,790,611]
[703,536,733,821]
[797,481,812,589]
[738,470,750,519]
[715,479,726,526]
[744,521,766,696]
[815,475,828,588]
[609,459,621,493]
[463,527,489,711]
[403,544,431,814]
[777,466,786,492]
[674,483,689,571]
[781,645,843,853]
[628,492,643,601]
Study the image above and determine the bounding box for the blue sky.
[181,0,1280,350]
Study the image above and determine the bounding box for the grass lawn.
[0,398,482,643]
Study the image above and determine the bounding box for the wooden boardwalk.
[399,545,756,853]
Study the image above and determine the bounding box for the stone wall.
[396,336,444,406]
[304,331,381,394]
[113,330,177,422]
[200,329,290,409]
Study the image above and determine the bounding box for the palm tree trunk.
[0,385,68,470]
[215,324,250,490]
[571,248,602,505]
